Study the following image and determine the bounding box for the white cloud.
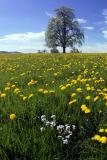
[76,18,87,24]
[102,9,107,24]
[45,11,53,18]
[0,32,45,41]
[102,9,107,18]
[84,26,94,30]
[0,31,47,52]
[102,30,107,38]
[81,42,107,53]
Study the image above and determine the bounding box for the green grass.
[0,53,107,160]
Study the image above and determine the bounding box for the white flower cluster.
[40,115,56,132]
[40,115,76,145]
[57,124,76,144]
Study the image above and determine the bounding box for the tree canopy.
[45,6,84,53]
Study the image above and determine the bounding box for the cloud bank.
[0,31,46,52]
[81,42,107,53]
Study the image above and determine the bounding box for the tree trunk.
[63,46,66,53]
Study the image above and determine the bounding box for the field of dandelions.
[0,53,107,160]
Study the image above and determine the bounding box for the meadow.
[0,53,107,160]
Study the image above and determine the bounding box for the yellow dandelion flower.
[99,136,107,144]
[66,84,71,87]
[5,87,10,91]
[14,88,21,94]
[38,89,44,93]
[84,108,91,114]
[99,128,104,133]
[28,80,37,86]
[60,86,66,91]
[9,114,16,120]
[28,94,34,99]
[23,96,27,101]
[86,86,91,91]
[94,96,99,102]
[85,96,91,100]
[68,99,77,105]
[104,96,107,101]
[11,84,16,88]
[76,88,82,93]
[0,93,6,98]
[72,80,77,84]
[81,104,87,111]
[103,88,107,92]
[91,134,100,141]
[105,128,107,133]
[71,93,76,97]
[43,90,48,94]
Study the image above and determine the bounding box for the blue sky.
[0,0,107,52]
